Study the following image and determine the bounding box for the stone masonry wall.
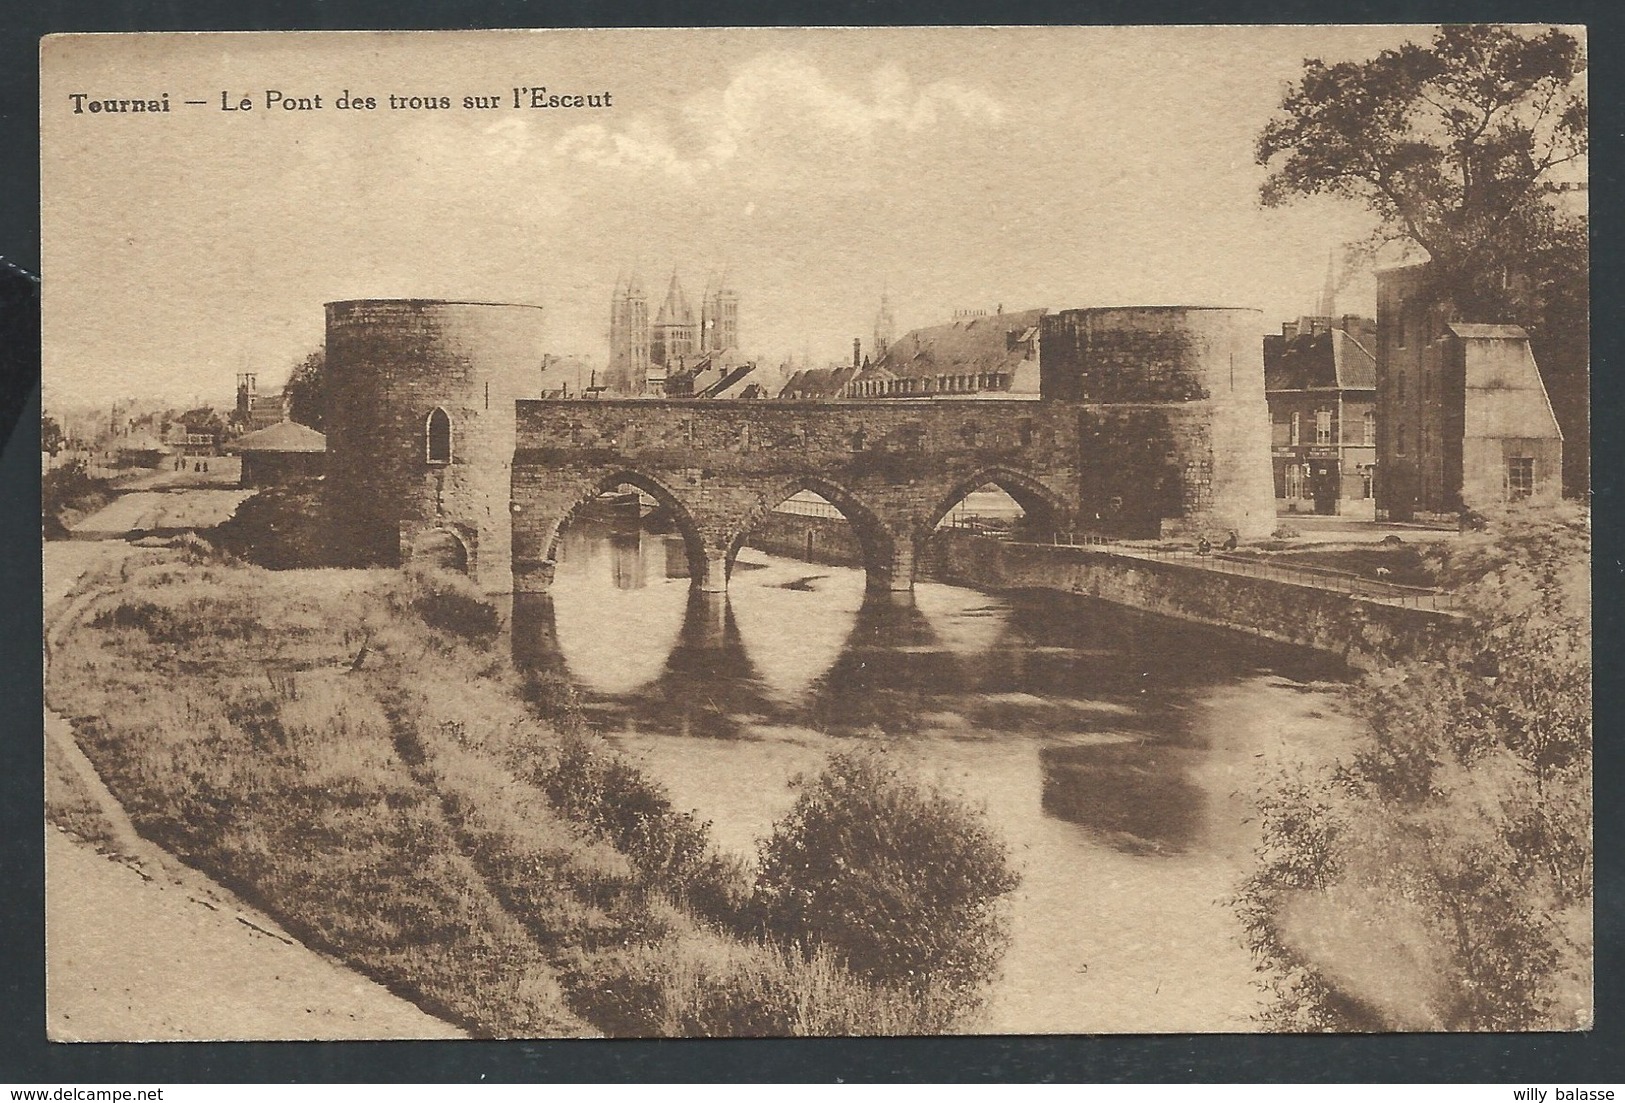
[921,531,1467,669]
[1041,307,1277,538]
[742,512,863,567]
[325,300,546,592]
[511,398,1083,592]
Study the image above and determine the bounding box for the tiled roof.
[864,307,1047,383]
[233,420,327,452]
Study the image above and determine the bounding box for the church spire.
[1317,249,1338,319]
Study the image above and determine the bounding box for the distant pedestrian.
[1222,530,1238,552]
[1196,536,1212,556]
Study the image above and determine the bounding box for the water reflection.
[513,511,1345,856]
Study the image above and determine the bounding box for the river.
[512,510,1359,1033]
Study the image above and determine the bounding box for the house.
[842,307,1045,399]
[233,419,327,487]
[1263,316,1378,517]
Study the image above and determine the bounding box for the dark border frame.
[3,0,1619,1082]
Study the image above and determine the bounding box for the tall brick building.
[1374,263,1563,518]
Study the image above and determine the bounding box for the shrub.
[210,479,334,569]
[753,748,1019,1014]
[42,458,112,538]
[537,730,713,888]
[1235,506,1592,1030]
[403,565,501,643]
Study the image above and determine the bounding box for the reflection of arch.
[544,468,706,581]
[925,466,1071,532]
[411,526,469,574]
[425,407,452,464]
[726,474,896,591]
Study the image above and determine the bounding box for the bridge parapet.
[510,399,1083,594]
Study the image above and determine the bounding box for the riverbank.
[920,531,1466,667]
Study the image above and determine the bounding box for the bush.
[538,730,714,888]
[42,458,112,537]
[403,565,501,643]
[1236,506,1592,1030]
[211,479,335,569]
[753,748,1019,1014]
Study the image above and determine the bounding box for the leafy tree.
[1236,506,1591,1031]
[284,348,325,431]
[753,748,1020,1019]
[41,413,65,455]
[1258,25,1588,495]
[1258,25,1586,319]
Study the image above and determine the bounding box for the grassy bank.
[48,549,1011,1036]
[1235,505,1591,1031]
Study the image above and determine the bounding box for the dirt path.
[44,493,467,1041]
[46,827,465,1041]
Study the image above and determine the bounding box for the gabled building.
[1375,262,1563,518]
[842,307,1044,399]
[1263,316,1378,517]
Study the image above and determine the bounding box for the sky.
[41,25,1442,409]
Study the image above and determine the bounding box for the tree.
[1259,25,1586,315]
[1258,24,1588,492]
[41,413,65,455]
[284,347,325,431]
[1236,507,1591,1030]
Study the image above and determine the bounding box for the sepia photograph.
[39,25,1590,1040]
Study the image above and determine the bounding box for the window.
[1362,410,1376,445]
[1397,297,1408,348]
[425,407,452,464]
[1397,370,1407,403]
[1315,408,1332,445]
[1507,457,1535,500]
[1284,464,1303,499]
[1395,422,1408,456]
[1289,412,1301,446]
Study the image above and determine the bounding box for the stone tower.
[651,270,697,368]
[324,299,546,592]
[607,272,651,394]
[873,289,896,359]
[701,272,740,352]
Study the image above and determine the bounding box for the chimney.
[853,337,861,371]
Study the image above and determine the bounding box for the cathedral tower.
[701,272,741,353]
[651,270,698,368]
[608,272,650,394]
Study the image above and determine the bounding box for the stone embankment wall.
[741,512,863,567]
[921,531,1467,668]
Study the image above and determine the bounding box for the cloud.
[554,52,1004,182]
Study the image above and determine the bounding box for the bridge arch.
[925,466,1073,536]
[541,467,709,584]
[726,473,902,593]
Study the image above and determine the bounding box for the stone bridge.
[321,299,1276,595]
[511,399,1088,593]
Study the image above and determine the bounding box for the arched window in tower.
[426,407,452,464]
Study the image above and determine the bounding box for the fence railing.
[1028,532,1458,611]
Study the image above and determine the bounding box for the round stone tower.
[1039,306,1277,539]
[324,299,546,592]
